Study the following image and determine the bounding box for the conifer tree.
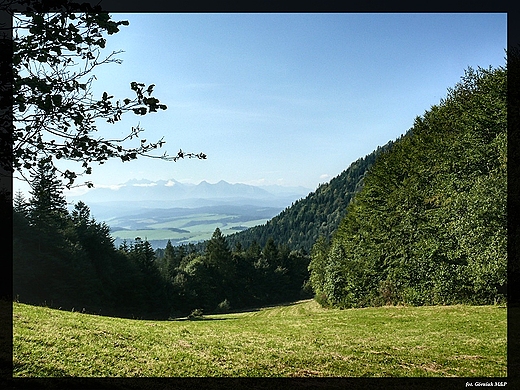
[13,189,28,217]
[262,237,279,268]
[132,238,156,270]
[28,158,68,230]
[206,228,233,275]
[71,201,91,226]
[164,239,178,279]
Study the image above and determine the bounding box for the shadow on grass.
[13,361,69,377]
[170,299,314,322]
[223,299,314,315]
[170,317,236,322]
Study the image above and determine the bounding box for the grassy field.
[12,300,507,377]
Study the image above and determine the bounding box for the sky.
[14,13,507,197]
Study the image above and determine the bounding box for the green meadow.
[13,300,507,377]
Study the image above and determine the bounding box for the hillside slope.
[309,66,507,308]
[226,141,395,252]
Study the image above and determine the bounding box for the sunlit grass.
[13,300,507,377]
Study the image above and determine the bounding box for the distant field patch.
[113,229,191,242]
[167,228,190,233]
[110,212,270,247]
[103,205,280,248]
[230,226,248,231]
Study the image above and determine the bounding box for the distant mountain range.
[65,179,312,249]
[68,179,311,207]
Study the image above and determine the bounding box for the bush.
[314,293,330,308]
[187,308,204,320]
[379,279,399,306]
[216,299,231,313]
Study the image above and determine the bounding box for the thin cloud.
[132,183,158,187]
[95,184,125,190]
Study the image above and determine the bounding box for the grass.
[13,300,507,377]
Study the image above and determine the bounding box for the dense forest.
[308,66,507,308]
[13,159,168,319]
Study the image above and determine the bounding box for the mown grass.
[13,300,507,377]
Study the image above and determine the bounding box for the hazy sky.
[15,13,507,197]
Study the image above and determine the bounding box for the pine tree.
[206,228,233,275]
[262,237,279,268]
[71,201,91,226]
[132,238,157,271]
[246,240,262,260]
[204,228,235,305]
[164,239,178,279]
[28,158,68,231]
[13,189,28,217]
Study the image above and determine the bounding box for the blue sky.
[16,13,508,196]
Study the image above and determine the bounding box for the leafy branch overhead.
[4,0,206,188]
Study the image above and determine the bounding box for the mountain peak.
[164,179,180,187]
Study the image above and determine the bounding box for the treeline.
[13,159,170,319]
[154,233,311,317]
[226,142,394,253]
[13,161,310,319]
[308,66,507,308]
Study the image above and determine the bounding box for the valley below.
[67,179,311,248]
[100,203,283,249]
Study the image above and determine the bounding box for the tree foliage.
[309,66,507,308]
[153,230,312,315]
[13,161,170,319]
[3,0,205,188]
[28,157,68,230]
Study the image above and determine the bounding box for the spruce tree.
[206,228,233,275]
[262,237,279,268]
[164,239,178,279]
[28,158,68,231]
[132,238,157,271]
[13,189,28,217]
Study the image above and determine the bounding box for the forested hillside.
[226,141,394,253]
[308,66,507,308]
